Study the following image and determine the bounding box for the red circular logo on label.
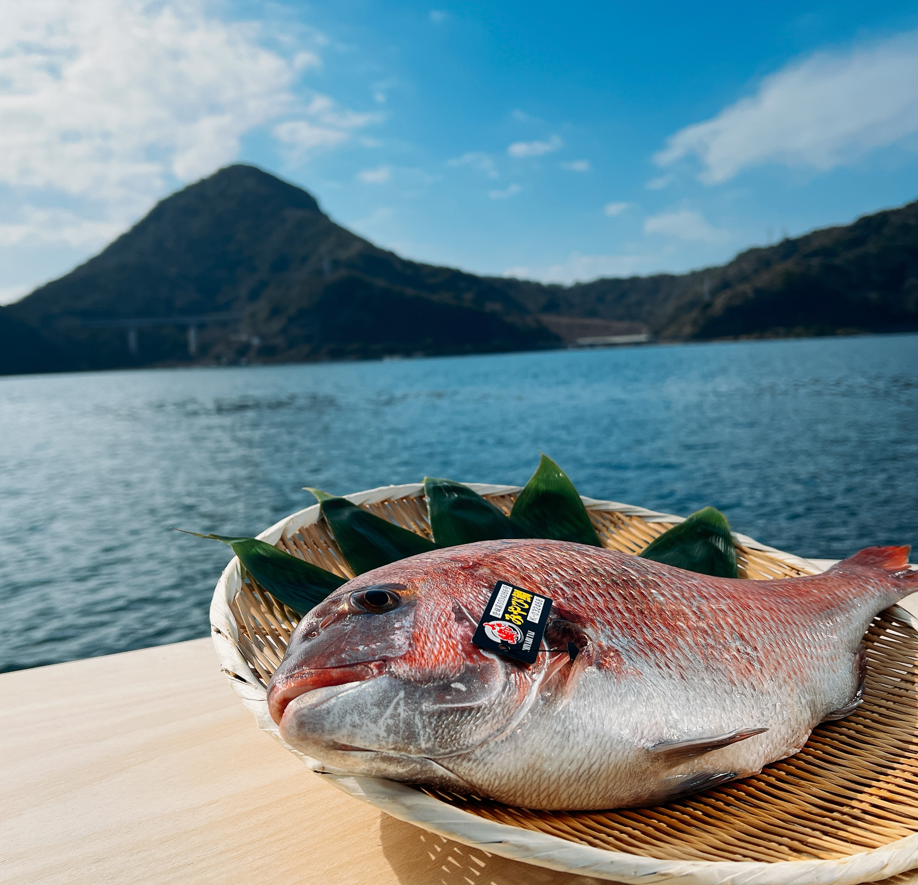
[484,620,523,645]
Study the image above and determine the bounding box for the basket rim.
[209,482,918,885]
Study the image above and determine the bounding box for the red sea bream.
[267,540,917,810]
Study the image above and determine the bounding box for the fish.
[266,540,918,810]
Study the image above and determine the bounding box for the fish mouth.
[267,661,385,725]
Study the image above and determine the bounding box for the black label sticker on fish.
[472,581,552,665]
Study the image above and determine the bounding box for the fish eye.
[351,587,401,613]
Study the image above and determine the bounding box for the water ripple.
[0,334,916,672]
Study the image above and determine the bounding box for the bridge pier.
[70,312,244,360]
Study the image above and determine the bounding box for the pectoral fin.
[646,770,738,805]
[649,726,768,763]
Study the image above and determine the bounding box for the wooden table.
[1,638,613,884]
[3,591,918,885]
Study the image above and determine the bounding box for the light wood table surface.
[3,593,918,885]
[0,638,612,885]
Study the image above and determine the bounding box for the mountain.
[4,165,918,375]
[652,203,918,339]
[9,166,557,370]
[506,202,918,338]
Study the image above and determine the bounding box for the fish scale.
[267,540,917,810]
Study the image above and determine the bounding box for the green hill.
[8,165,557,371]
[653,202,918,339]
[4,164,917,375]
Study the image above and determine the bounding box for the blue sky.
[3,1,918,303]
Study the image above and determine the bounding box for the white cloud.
[274,96,379,161]
[371,78,398,106]
[0,1,374,258]
[0,1,295,204]
[504,253,652,284]
[507,135,563,158]
[448,152,498,178]
[646,174,674,190]
[655,30,918,183]
[562,159,591,172]
[357,166,393,184]
[0,207,124,248]
[293,51,322,71]
[488,183,521,200]
[356,166,436,187]
[643,208,728,243]
[430,10,448,23]
[300,95,380,130]
[511,109,543,124]
[604,202,631,217]
[273,121,349,154]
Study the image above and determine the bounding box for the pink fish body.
[267,541,917,810]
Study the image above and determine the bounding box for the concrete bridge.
[63,311,245,356]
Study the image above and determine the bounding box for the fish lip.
[267,662,384,725]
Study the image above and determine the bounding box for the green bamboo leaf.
[307,489,438,574]
[175,529,345,616]
[509,454,601,546]
[424,476,522,546]
[638,507,739,578]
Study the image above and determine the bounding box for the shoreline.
[2,328,917,381]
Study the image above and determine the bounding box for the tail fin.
[838,546,918,585]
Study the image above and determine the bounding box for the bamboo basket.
[210,483,918,885]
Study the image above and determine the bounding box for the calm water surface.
[1,335,916,672]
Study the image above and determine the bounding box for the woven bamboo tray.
[210,483,918,885]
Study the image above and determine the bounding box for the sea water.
[1,334,916,672]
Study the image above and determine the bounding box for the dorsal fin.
[840,546,911,572]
